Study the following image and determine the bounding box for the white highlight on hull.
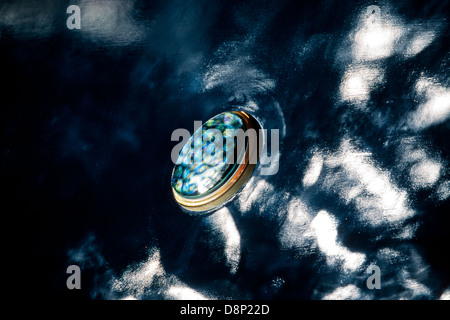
[238,178,276,214]
[322,284,364,300]
[408,77,450,130]
[440,288,450,300]
[166,285,209,300]
[404,31,436,57]
[111,248,164,298]
[339,65,384,107]
[325,140,414,226]
[205,207,241,274]
[302,152,324,187]
[279,198,314,252]
[311,210,366,272]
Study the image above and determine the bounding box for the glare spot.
[352,12,403,61]
[378,247,403,264]
[79,0,145,45]
[436,181,450,201]
[339,66,384,107]
[238,178,275,213]
[409,159,441,188]
[403,277,432,298]
[279,198,314,252]
[203,58,276,95]
[404,31,436,57]
[324,140,414,226]
[111,248,164,298]
[166,286,209,300]
[205,208,241,274]
[394,223,418,240]
[322,284,364,300]
[440,288,450,300]
[302,152,324,187]
[0,0,56,38]
[396,137,444,190]
[311,210,366,272]
[408,77,450,130]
